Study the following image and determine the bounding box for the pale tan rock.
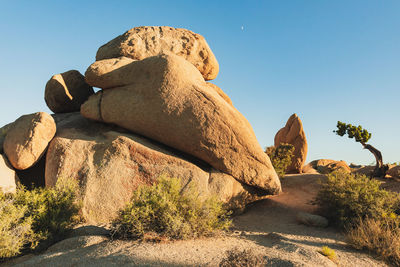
[301,163,319,174]
[387,165,400,178]
[95,26,219,80]
[306,159,351,174]
[45,70,94,113]
[274,114,307,174]
[82,54,280,194]
[206,82,233,106]
[296,212,328,228]
[46,113,262,223]
[0,154,19,193]
[3,112,56,170]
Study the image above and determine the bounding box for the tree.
[334,121,388,178]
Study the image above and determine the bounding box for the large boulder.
[274,114,308,173]
[305,159,351,174]
[82,54,280,194]
[387,165,400,178]
[0,154,19,194]
[3,112,56,170]
[95,26,219,81]
[46,113,263,223]
[45,70,94,113]
[0,122,13,154]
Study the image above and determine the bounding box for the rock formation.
[95,26,219,80]
[1,26,281,223]
[274,114,307,173]
[45,70,94,113]
[303,159,351,174]
[0,154,19,193]
[82,54,280,193]
[3,112,56,170]
[46,113,261,223]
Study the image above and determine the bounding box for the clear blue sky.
[0,1,399,165]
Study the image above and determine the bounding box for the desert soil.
[2,174,391,267]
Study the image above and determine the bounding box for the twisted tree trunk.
[361,142,388,178]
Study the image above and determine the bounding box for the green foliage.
[219,248,266,267]
[111,176,232,240]
[0,177,80,259]
[320,246,337,262]
[334,121,371,143]
[314,171,400,228]
[265,143,294,178]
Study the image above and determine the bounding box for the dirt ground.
[2,174,391,267]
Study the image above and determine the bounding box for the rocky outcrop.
[82,54,280,194]
[95,26,219,80]
[3,112,56,170]
[45,70,94,113]
[46,113,263,223]
[305,159,351,174]
[274,114,307,173]
[0,154,19,193]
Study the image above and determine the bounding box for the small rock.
[45,70,94,113]
[3,112,56,170]
[296,212,329,228]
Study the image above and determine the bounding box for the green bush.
[0,177,80,259]
[320,246,337,263]
[314,171,400,227]
[111,176,231,240]
[265,143,294,178]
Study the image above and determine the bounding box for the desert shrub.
[347,216,400,266]
[314,171,400,227]
[265,143,294,178]
[111,176,231,240]
[320,246,337,263]
[0,177,80,259]
[219,248,266,267]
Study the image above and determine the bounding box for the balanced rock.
[307,159,351,174]
[82,54,280,194]
[4,112,56,170]
[46,113,261,223]
[0,154,19,193]
[95,26,219,80]
[45,70,94,113]
[274,114,307,173]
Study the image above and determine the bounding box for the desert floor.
[3,174,393,267]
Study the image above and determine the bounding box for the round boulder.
[45,70,94,113]
[3,112,56,170]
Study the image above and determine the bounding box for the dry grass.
[219,248,266,267]
[347,217,400,266]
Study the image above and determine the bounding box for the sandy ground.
[2,174,390,266]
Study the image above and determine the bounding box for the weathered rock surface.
[306,159,351,174]
[46,113,263,223]
[296,212,329,228]
[0,122,13,154]
[0,154,19,193]
[95,26,219,80]
[387,165,400,178]
[3,112,56,170]
[45,70,94,113]
[82,54,280,194]
[274,114,307,173]
[206,82,233,106]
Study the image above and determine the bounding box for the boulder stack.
[1,26,281,223]
[274,114,308,173]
